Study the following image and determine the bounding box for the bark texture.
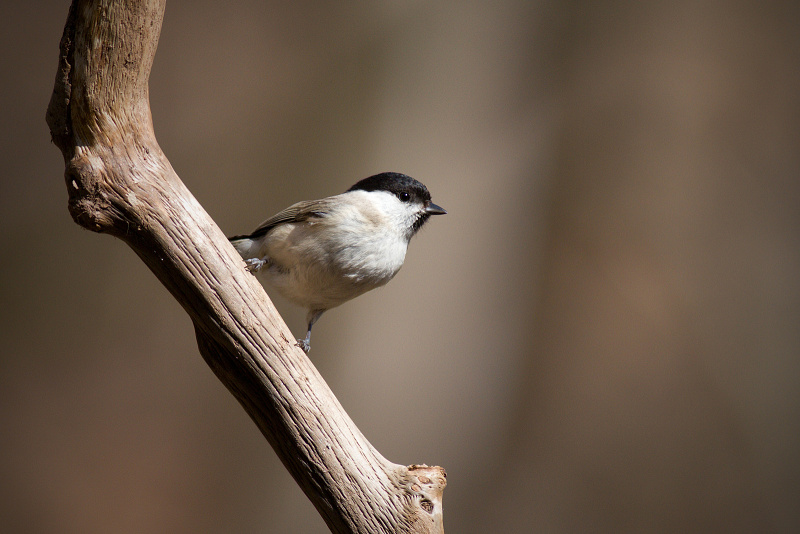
[46,1,446,533]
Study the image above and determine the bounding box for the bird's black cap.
[347,172,432,204]
[348,172,445,234]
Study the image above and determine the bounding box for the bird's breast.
[259,220,408,310]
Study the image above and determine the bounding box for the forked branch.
[46,1,445,532]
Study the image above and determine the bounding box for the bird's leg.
[244,257,268,272]
[296,309,325,353]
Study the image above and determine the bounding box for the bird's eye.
[398,191,410,202]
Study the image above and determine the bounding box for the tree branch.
[46,1,446,532]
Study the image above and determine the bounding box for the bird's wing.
[245,197,338,239]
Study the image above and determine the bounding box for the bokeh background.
[2,1,799,532]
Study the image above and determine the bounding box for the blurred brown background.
[2,1,799,532]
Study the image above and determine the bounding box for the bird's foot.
[244,257,267,272]
[295,338,311,353]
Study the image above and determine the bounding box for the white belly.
[257,219,409,312]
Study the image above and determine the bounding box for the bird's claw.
[295,338,311,353]
[244,257,267,272]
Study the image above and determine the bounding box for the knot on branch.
[397,464,447,529]
[65,153,124,233]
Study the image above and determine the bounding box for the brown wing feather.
[240,197,337,240]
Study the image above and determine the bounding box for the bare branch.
[46,1,446,532]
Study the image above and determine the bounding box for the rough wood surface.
[46,1,446,532]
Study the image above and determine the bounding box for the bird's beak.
[425,202,447,215]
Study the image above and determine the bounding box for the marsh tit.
[229,172,446,352]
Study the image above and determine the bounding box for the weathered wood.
[46,1,446,532]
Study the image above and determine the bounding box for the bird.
[229,172,446,352]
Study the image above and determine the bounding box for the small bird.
[229,172,446,352]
